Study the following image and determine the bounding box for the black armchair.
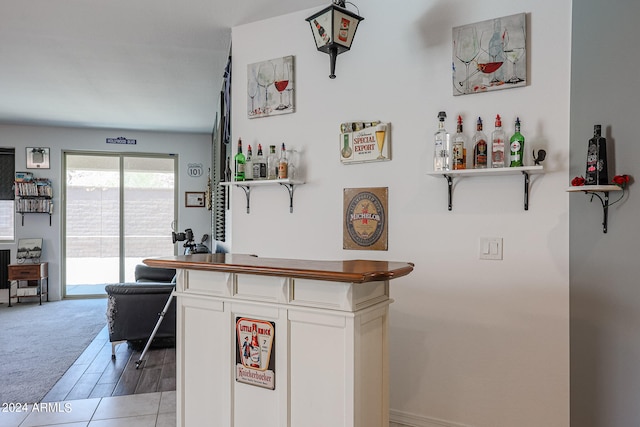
[105,265,176,358]
[134,264,176,283]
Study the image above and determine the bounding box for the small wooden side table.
[8,262,48,306]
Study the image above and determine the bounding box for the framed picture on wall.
[453,12,527,95]
[343,187,388,251]
[17,238,43,263]
[185,192,206,208]
[26,147,50,169]
[247,55,295,118]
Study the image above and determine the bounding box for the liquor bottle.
[585,124,609,185]
[509,117,525,167]
[234,138,245,181]
[491,114,505,168]
[433,111,451,171]
[245,145,254,181]
[253,144,267,180]
[313,19,330,44]
[267,145,278,179]
[278,143,289,179]
[472,117,488,168]
[452,115,467,170]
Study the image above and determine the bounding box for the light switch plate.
[479,237,503,260]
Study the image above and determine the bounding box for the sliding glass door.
[64,152,177,296]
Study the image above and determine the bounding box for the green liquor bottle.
[234,138,245,181]
[509,117,525,167]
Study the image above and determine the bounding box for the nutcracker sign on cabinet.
[236,317,276,390]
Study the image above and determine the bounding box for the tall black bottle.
[585,124,608,185]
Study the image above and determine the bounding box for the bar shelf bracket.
[567,185,624,233]
[237,184,252,214]
[279,182,297,213]
[221,179,305,214]
[427,165,544,211]
[17,212,53,226]
[522,170,531,211]
[444,175,453,211]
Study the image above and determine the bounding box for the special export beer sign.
[343,187,388,251]
[236,317,276,390]
[340,121,391,164]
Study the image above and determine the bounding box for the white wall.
[0,124,212,301]
[570,0,640,426]
[231,1,570,426]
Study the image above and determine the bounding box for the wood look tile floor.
[0,391,176,427]
[42,326,176,402]
[0,326,176,427]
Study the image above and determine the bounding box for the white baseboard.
[390,409,474,427]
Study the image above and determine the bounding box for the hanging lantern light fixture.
[305,1,364,79]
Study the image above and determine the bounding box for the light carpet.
[0,298,107,404]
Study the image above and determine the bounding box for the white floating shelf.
[426,165,543,177]
[220,178,305,187]
[566,185,622,192]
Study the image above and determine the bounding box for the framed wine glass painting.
[453,13,526,96]
[247,55,295,118]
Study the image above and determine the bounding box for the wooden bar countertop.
[144,253,414,284]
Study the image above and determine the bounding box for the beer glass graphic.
[375,124,387,159]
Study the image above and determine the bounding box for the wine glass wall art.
[247,55,295,118]
[452,13,526,96]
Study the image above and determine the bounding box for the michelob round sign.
[343,187,388,251]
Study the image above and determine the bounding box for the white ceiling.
[0,0,324,134]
